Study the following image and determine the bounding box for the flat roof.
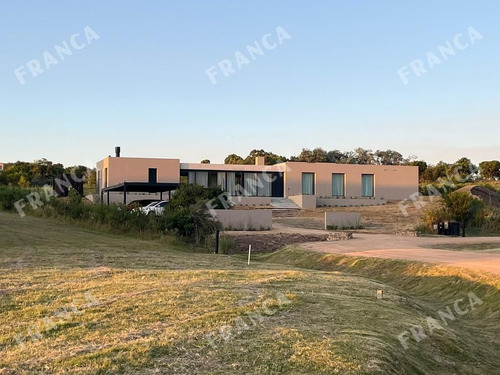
[180,162,286,172]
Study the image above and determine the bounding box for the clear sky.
[1,0,498,168]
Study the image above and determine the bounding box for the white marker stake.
[247,245,252,266]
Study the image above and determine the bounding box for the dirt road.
[301,233,500,275]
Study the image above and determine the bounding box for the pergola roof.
[102,182,179,205]
[102,182,179,193]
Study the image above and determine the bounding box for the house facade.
[96,153,418,207]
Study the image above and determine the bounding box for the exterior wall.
[283,162,418,201]
[97,157,180,193]
[317,197,386,207]
[229,196,271,206]
[214,209,272,230]
[324,212,362,229]
[289,194,317,209]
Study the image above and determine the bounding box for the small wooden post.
[377,290,383,300]
[247,244,252,265]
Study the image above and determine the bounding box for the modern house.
[96,149,418,208]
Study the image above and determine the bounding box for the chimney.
[255,156,265,166]
[115,146,121,157]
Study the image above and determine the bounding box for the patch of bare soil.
[224,232,328,253]
[288,199,440,233]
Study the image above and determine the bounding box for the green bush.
[219,236,235,254]
[474,208,500,235]
[0,186,31,211]
[167,183,227,211]
[421,204,449,232]
[3,183,223,244]
[164,201,221,243]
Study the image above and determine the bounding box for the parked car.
[127,199,161,211]
[140,200,169,216]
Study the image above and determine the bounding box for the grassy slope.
[423,242,500,253]
[261,247,500,373]
[0,212,499,374]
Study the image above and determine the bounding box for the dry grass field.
[280,200,435,233]
[1,211,499,374]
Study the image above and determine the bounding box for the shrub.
[163,184,223,243]
[0,186,31,211]
[421,205,449,232]
[165,201,221,244]
[3,182,223,245]
[443,191,485,237]
[219,236,235,254]
[167,183,227,211]
[474,208,500,235]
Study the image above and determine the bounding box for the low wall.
[317,197,386,207]
[214,209,272,230]
[229,196,271,206]
[289,195,316,209]
[324,212,362,229]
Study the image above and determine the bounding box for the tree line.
[0,159,95,188]
[217,148,500,182]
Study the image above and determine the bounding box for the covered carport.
[101,182,179,205]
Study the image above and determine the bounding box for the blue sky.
[0,0,498,167]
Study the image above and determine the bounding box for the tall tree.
[224,154,244,164]
[448,157,477,182]
[443,191,484,237]
[479,160,500,180]
[374,149,404,165]
[409,160,428,174]
[420,162,449,182]
[325,150,346,163]
[243,149,287,165]
[353,148,374,164]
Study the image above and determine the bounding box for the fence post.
[214,230,220,254]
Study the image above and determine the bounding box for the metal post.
[214,230,220,254]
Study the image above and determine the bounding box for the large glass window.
[208,172,218,188]
[302,173,315,195]
[258,173,272,197]
[227,172,236,195]
[217,172,226,190]
[244,173,258,196]
[187,171,274,196]
[332,173,345,197]
[195,171,209,187]
[361,174,374,197]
